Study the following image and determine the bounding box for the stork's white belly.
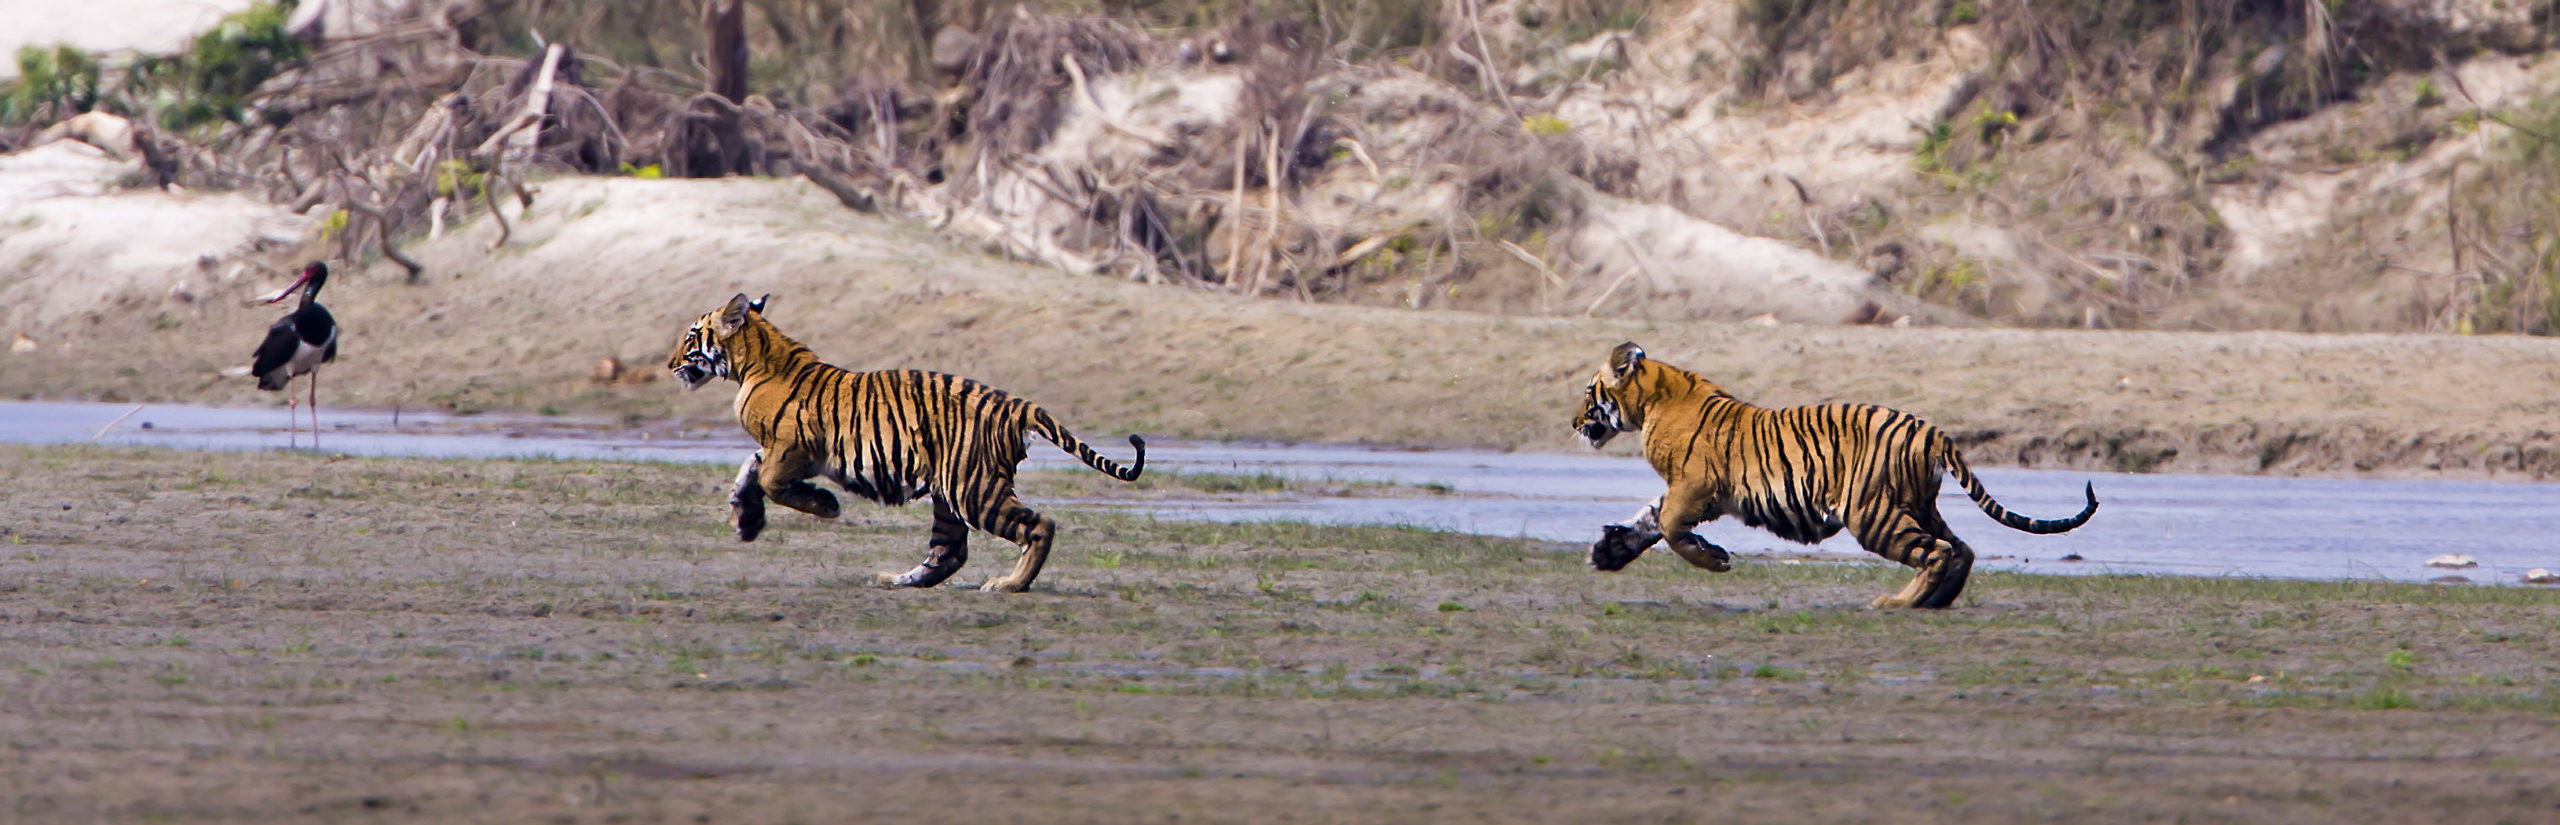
[285,328,335,376]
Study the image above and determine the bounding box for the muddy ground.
[6,176,2560,479]
[5,445,2556,823]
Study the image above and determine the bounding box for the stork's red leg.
[286,376,300,449]
[309,369,320,449]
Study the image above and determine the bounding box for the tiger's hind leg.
[874,495,972,588]
[969,494,1057,595]
[1913,539,1974,609]
[729,451,767,542]
[1858,508,1973,609]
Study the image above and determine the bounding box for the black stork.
[250,261,338,448]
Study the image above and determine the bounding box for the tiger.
[668,292,1145,593]
[1572,341,2097,609]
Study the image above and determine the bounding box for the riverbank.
[4,175,2557,479]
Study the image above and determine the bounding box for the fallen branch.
[503,43,569,165]
[1332,234,1393,269]
[1455,0,1523,122]
[1496,239,1565,288]
[89,404,144,444]
[1334,137,1382,182]
[482,177,513,249]
[1248,119,1284,295]
[467,112,536,158]
[1061,53,1170,148]
[1583,220,1662,317]
[340,196,426,281]
[800,164,879,212]
[1228,127,1248,280]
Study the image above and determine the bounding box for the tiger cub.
[1574,342,2096,608]
[669,293,1144,593]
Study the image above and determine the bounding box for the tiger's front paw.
[1588,524,1661,572]
[731,498,766,542]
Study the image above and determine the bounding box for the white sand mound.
[0,141,312,329]
[1561,197,1879,323]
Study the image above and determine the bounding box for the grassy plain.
[3,445,2556,823]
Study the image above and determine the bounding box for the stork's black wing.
[252,316,299,390]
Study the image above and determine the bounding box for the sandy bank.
[2,174,2554,479]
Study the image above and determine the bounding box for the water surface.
[11,401,2554,585]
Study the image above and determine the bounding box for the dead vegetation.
[3,0,2557,332]
[1706,0,2560,330]
[5,0,1865,321]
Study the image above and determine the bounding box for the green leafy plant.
[165,1,311,130]
[1913,119,1956,173]
[3,45,102,124]
[2413,77,2443,108]
[436,160,486,199]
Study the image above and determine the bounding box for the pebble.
[2424,554,2477,569]
[2524,568,2558,585]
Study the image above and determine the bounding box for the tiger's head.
[668,293,768,390]
[1573,342,1649,449]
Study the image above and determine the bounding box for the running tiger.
[668,293,1145,593]
[1572,342,2097,608]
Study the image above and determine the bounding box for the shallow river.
[9,401,2556,585]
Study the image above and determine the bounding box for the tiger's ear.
[1608,342,1646,381]
[716,293,757,335]
[748,293,769,314]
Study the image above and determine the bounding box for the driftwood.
[475,42,565,250]
[342,196,426,280]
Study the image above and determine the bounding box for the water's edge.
[10,401,2554,585]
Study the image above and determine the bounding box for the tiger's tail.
[1937,437,2097,534]
[1027,406,1145,482]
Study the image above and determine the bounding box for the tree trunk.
[699,0,754,176]
[703,0,749,103]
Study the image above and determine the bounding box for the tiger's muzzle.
[1575,387,1626,449]
[673,361,714,390]
[669,326,725,390]
[1577,413,1619,449]
[1566,384,1628,448]
[670,344,723,390]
